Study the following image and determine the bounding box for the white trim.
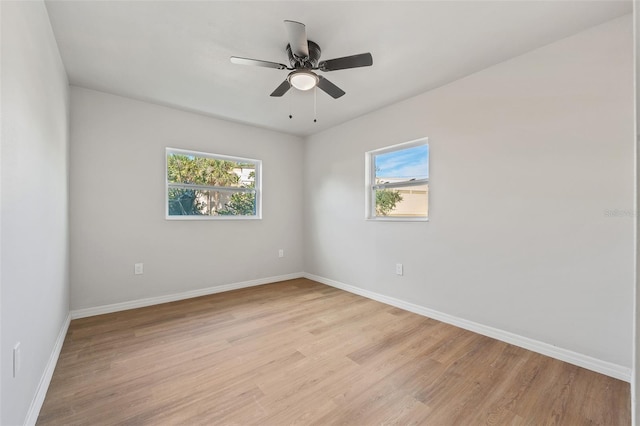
[304,272,632,382]
[373,178,428,191]
[368,136,429,156]
[24,313,71,426]
[71,273,304,319]
[365,216,429,223]
[164,214,260,221]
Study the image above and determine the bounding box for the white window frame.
[165,147,262,220]
[365,137,429,222]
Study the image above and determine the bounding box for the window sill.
[165,215,262,221]
[365,217,428,222]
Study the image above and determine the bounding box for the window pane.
[167,153,256,189]
[168,188,256,216]
[374,144,429,184]
[375,184,428,217]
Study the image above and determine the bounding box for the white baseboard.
[70,272,305,319]
[24,313,71,426]
[303,272,632,383]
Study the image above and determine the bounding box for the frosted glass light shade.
[289,71,318,91]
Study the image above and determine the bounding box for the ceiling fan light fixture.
[288,70,318,91]
[231,21,373,100]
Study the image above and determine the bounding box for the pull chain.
[313,87,317,123]
[286,89,319,122]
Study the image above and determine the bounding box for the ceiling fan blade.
[319,53,373,71]
[230,56,288,70]
[284,20,309,59]
[270,80,291,97]
[317,76,345,99]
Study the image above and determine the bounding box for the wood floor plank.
[37,279,630,425]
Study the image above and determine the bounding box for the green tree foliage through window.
[219,171,256,216]
[168,188,202,216]
[166,150,260,218]
[375,189,403,216]
[374,165,402,216]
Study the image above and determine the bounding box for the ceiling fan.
[230,20,373,99]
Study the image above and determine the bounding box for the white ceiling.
[45,1,632,137]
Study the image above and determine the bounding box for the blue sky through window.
[375,144,429,179]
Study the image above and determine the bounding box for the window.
[365,138,429,221]
[166,148,261,219]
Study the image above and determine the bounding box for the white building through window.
[166,148,261,219]
[365,138,429,221]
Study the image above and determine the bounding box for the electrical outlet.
[13,342,21,378]
[278,249,284,258]
[396,263,403,276]
[134,263,144,275]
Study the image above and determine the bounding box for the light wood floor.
[38,279,630,425]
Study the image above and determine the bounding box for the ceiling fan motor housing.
[287,40,321,68]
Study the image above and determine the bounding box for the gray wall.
[69,87,304,311]
[633,0,639,423]
[1,1,70,424]
[304,15,635,370]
